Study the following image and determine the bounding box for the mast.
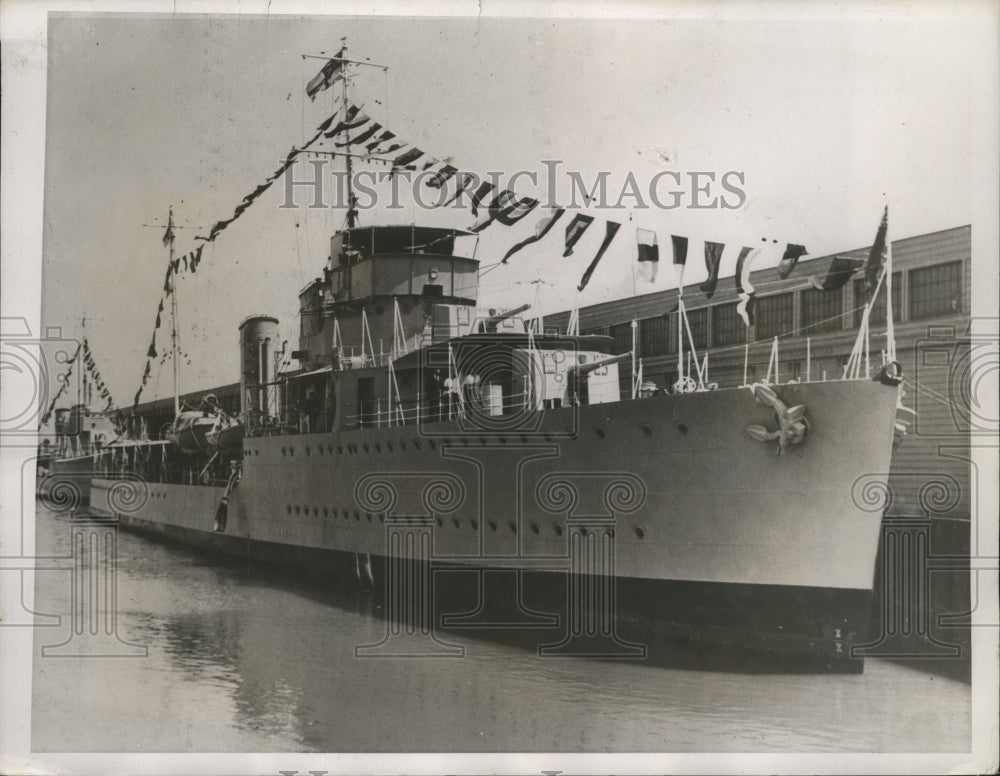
[885,206,896,363]
[79,315,87,411]
[341,38,357,229]
[165,206,180,418]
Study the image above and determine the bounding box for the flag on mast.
[469,190,539,232]
[700,241,725,298]
[323,105,369,138]
[777,243,808,279]
[502,208,565,263]
[563,213,595,257]
[162,209,174,247]
[810,255,864,291]
[306,48,346,101]
[671,234,689,291]
[636,229,659,283]
[863,205,889,302]
[735,245,762,326]
[577,221,622,291]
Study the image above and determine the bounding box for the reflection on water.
[31,508,970,753]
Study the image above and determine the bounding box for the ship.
[36,403,118,508]
[50,47,907,671]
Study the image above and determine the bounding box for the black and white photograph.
[1,2,998,773]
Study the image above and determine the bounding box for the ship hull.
[89,379,899,669]
[95,503,873,670]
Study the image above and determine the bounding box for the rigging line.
[903,376,963,412]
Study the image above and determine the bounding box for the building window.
[755,293,793,340]
[800,287,844,333]
[909,261,962,320]
[640,315,672,356]
[684,307,708,350]
[712,302,746,346]
[609,322,633,355]
[853,273,901,327]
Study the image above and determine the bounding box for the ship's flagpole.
[884,204,896,363]
[630,319,638,399]
[676,296,686,390]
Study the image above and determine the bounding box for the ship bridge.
[296,225,481,373]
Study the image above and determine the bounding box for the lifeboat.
[164,410,216,454]
[206,415,244,453]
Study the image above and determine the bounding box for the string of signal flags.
[39,338,116,428]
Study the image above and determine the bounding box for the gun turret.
[570,352,632,375]
[483,303,532,329]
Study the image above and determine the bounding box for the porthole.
[676,423,689,434]
[294,505,301,515]
[509,521,517,534]
[414,439,421,450]
[337,445,344,454]
[387,441,394,452]
[354,511,360,521]
[313,507,319,516]
[470,519,479,530]
[318,446,323,456]
[634,526,646,540]
[363,443,370,453]
[488,520,497,532]
[374,442,381,453]
[436,517,444,528]
[530,522,539,535]
[594,428,605,439]
[554,524,564,537]
[642,425,653,437]
[290,447,295,456]
[453,517,461,528]
[305,446,310,456]
[428,439,436,450]
[367,513,373,522]
[379,514,386,523]
[281,447,287,456]
[400,440,406,451]
[323,507,329,517]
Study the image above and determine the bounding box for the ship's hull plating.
[89,379,899,667]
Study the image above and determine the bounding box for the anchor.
[213,462,242,532]
[745,383,808,455]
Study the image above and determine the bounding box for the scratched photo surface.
[2,4,997,774]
